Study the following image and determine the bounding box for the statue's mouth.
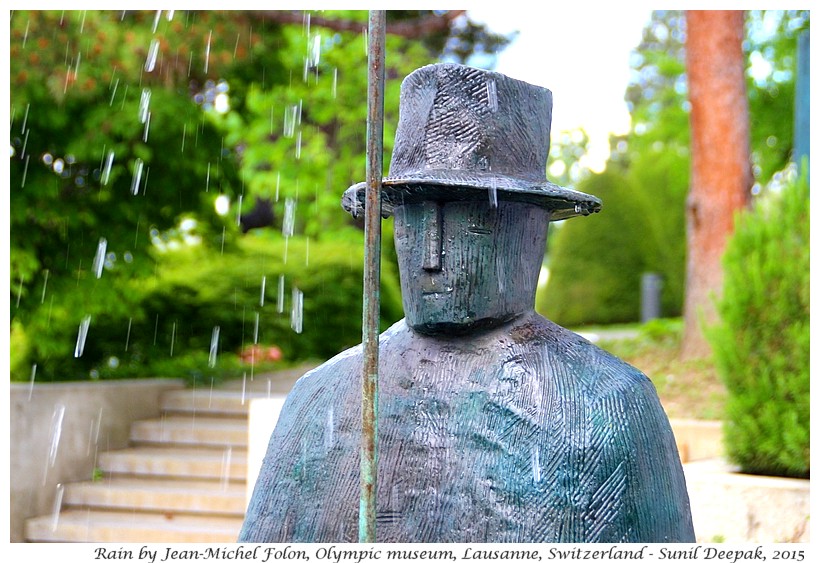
[421,288,453,296]
[420,275,453,296]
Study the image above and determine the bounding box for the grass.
[590,318,727,421]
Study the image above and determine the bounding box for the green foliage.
[543,10,807,328]
[547,129,591,188]
[9,320,32,377]
[707,169,809,478]
[540,137,688,326]
[12,232,404,384]
[537,170,651,326]
[623,10,808,191]
[10,254,153,382]
[639,317,683,344]
[746,10,810,188]
[542,11,691,327]
[220,18,434,240]
[9,10,246,325]
[10,10,507,384]
[625,144,689,316]
[624,10,688,143]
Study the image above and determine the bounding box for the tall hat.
[342,63,601,221]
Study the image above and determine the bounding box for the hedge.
[708,169,809,478]
[12,230,404,384]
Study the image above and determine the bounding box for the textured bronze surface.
[342,63,602,221]
[240,63,694,543]
[240,311,695,542]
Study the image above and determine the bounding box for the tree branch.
[248,10,467,39]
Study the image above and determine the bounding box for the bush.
[708,170,809,478]
[537,170,650,326]
[10,259,150,383]
[537,147,689,327]
[626,147,689,317]
[12,230,404,384]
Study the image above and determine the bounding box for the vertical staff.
[360,9,386,544]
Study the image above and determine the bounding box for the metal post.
[359,9,385,544]
[794,30,809,176]
[641,272,663,323]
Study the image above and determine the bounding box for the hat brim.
[341,174,601,222]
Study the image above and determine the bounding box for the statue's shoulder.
[291,343,362,392]
[520,314,656,399]
[291,318,412,394]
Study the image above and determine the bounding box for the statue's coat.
[239,312,695,543]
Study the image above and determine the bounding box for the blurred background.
[7,9,810,484]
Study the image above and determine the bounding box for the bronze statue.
[239,63,695,543]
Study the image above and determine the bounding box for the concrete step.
[161,388,272,417]
[99,446,247,481]
[24,387,259,543]
[130,415,249,447]
[683,459,810,542]
[25,509,243,543]
[669,418,724,463]
[63,478,246,516]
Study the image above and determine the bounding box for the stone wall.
[9,379,184,543]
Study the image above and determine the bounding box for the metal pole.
[359,9,385,544]
[794,30,809,176]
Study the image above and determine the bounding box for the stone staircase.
[24,387,272,543]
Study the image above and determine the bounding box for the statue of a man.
[239,63,695,543]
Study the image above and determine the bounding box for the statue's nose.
[422,201,443,272]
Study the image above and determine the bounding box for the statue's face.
[393,199,550,335]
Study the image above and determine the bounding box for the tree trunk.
[681,10,752,360]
